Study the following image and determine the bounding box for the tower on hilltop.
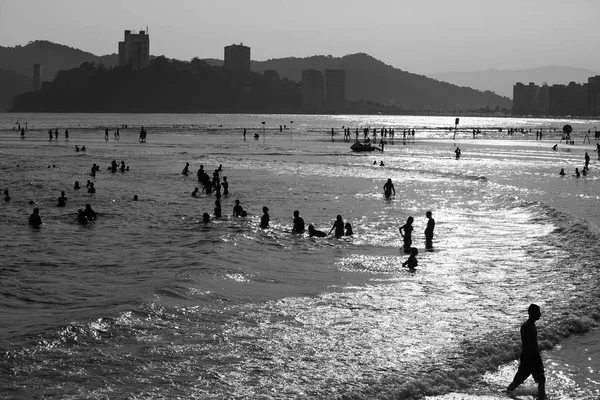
[224,43,251,71]
[118,30,150,70]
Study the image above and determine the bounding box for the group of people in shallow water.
[558,151,594,178]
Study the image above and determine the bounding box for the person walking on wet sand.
[506,304,546,400]
[399,216,414,251]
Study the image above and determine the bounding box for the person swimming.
[345,222,353,236]
[202,212,210,223]
[29,208,42,227]
[308,224,327,237]
[191,187,199,197]
[74,181,81,190]
[76,209,88,224]
[133,195,139,201]
[559,168,565,176]
[88,182,96,193]
[83,204,97,221]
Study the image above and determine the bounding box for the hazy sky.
[1,0,598,75]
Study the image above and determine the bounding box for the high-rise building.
[588,76,600,116]
[33,63,42,92]
[301,69,323,111]
[512,82,539,114]
[548,82,588,116]
[324,69,345,112]
[224,44,251,71]
[118,30,150,70]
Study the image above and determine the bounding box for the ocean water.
[1,113,599,399]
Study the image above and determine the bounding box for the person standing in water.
[399,216,414,251]
[260,207,270,229]
[292,210,305,234]
[424,211,435,249]
[29,208,42,227]
[329,215,345,237]
[383,178,396,199]
[506,304,546,400]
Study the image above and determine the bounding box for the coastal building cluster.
[513,76,600,116]
[301,69,346,113]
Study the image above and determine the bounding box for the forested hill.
[0,40,117,82]
[249,53,512,111]
[0,68,31,112]
[11,57,301,113]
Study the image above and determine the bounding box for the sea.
[1,113,599,400]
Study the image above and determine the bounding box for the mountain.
[0,68,31,111]
[432,66,599,98]
[5,40,511,112]
[248,53,511,111]
[0,40,118,82]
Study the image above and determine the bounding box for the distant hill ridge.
[2,40,511,112]
[432,66,600,98]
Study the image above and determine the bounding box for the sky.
[1,0,599,75]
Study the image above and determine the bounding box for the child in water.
[402,247,418,271]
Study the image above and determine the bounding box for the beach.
[1,113,599,399]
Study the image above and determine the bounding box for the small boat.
[351,141,380,152]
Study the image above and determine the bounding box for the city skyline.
[1,0,599,75]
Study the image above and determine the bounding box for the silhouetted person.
[29,208,42,227]
[399,216,414,251]
[191,187,199,197]
[454,147,461,160]
[232,200,243,217]
[182,162,191,175]
[243,128,247,140]
[585,152,590,169]
[552,144,557,151]
[425,211,435,249]
[345,222,353,236]
[88,182,96,193]
[402,247,418,270]
[308,224,327,237]
[559,168,565,176]
[133,195,139,201]
[329,215,345,237]
[222,176,229,195]
[4,189,11,202]
[214,200,222,218]
[575,168,580,178]
[383,178,395,199]
[260,206,270,228]
[292,210,305,234]
[83,204,97,221]
[77,209,88,224]
[74,180,81,190]
[203,212,210,223]
[506,304,546,400]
